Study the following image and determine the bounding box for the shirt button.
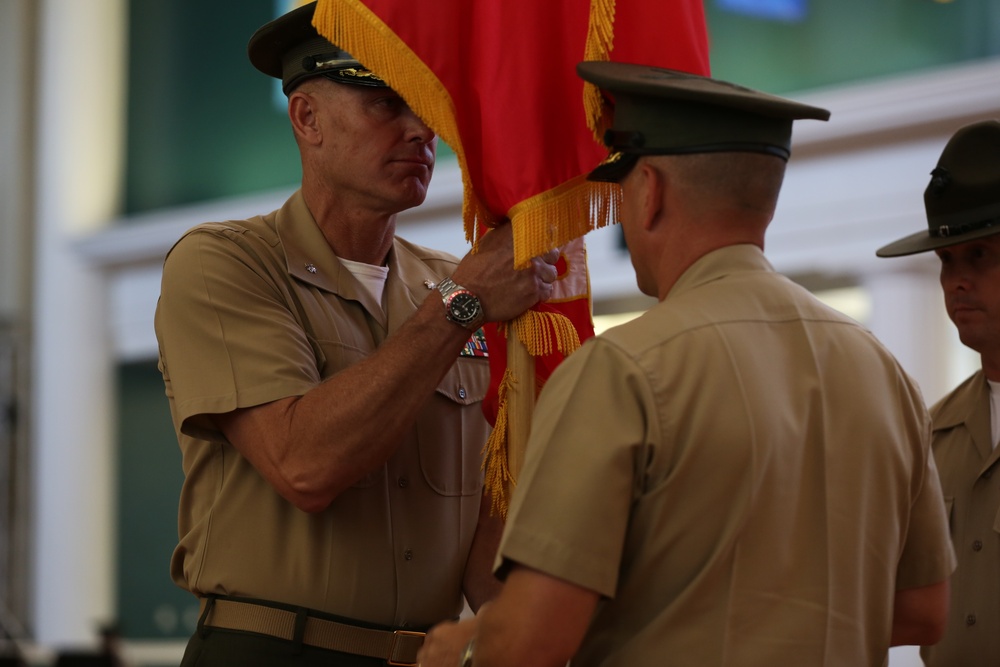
[458,386,467,399]
[404,550,413,561]
[398,477,409,488]
[966,614,977,626]
[973,539,983,551]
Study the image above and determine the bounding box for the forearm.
[419,566,598,667]
[219,290,474,510]
[218,223,558,511]
[890,579,949,647]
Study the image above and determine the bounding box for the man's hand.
[418,565,598,667]
[452,223,559,323]
[418,617,478,667]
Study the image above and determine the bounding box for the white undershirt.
[989,379,1000,450]
[339,257,389,313]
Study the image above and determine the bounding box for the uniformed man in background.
[877,119,1000,667]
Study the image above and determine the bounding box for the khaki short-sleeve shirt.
[921,371,1000,667]
[155,191,490,628]
[498,245,955,666]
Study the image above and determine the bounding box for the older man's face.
[936,234,1000,361]
[309,81,437,216]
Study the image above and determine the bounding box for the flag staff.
[506,336,534,487]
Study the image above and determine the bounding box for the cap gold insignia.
[334,68,385,83]
[599,151,624,167]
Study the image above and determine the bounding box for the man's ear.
[637,161,664,231]
[288,91,322,146]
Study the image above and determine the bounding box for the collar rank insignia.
[460,328,489,358]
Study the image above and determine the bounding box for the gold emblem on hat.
[599,151,624,166]
[334,68,385,84]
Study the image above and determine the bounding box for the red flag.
[313,0,709,513]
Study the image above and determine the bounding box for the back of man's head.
[656,151,786,224]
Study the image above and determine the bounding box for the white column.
[32,0,127,646]
[863,259,975,407]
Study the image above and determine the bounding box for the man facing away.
[877,119,1000,667]
[417,62,955,667]
[153,3,559,665]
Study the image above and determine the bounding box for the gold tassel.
[511,310,582,358]
[482,367,516,519]
[481,308,588,518]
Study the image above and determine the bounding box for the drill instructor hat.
[877,120,1000,257]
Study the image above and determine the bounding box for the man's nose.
[941,264,972,292]
[404,108,435,144]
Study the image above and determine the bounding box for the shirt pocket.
[416,357,490,497]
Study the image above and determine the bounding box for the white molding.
[74,160,466,268]
[792,56,1000,147]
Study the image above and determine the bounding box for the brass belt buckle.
[388,629,426,666]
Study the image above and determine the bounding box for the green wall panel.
[706,0,998,93]
[115,362,196,640]
[126,0,301,214]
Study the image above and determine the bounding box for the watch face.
[448,292,482,324]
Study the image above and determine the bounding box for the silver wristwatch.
[437,277,485,331]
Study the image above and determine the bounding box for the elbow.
[916,612,948,646]
[278,484,331,514]
[289,492,333,514]
[279,468,340,514]
[890,579,950,647]
[891,615,947,648]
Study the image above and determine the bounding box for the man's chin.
[396,183,430,211]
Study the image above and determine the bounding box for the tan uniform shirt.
[921,371,1000,666]
[155,190,490,629]
[498,245,955,666]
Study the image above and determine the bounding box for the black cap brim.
[248,3,318,81]
[247,2,387,94]
[876,221,1000,257]
[587,151,641,183]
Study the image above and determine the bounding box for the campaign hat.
[876,120,1000,257]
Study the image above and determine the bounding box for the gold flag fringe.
[583,0,616,142]
[508,176,621,269]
